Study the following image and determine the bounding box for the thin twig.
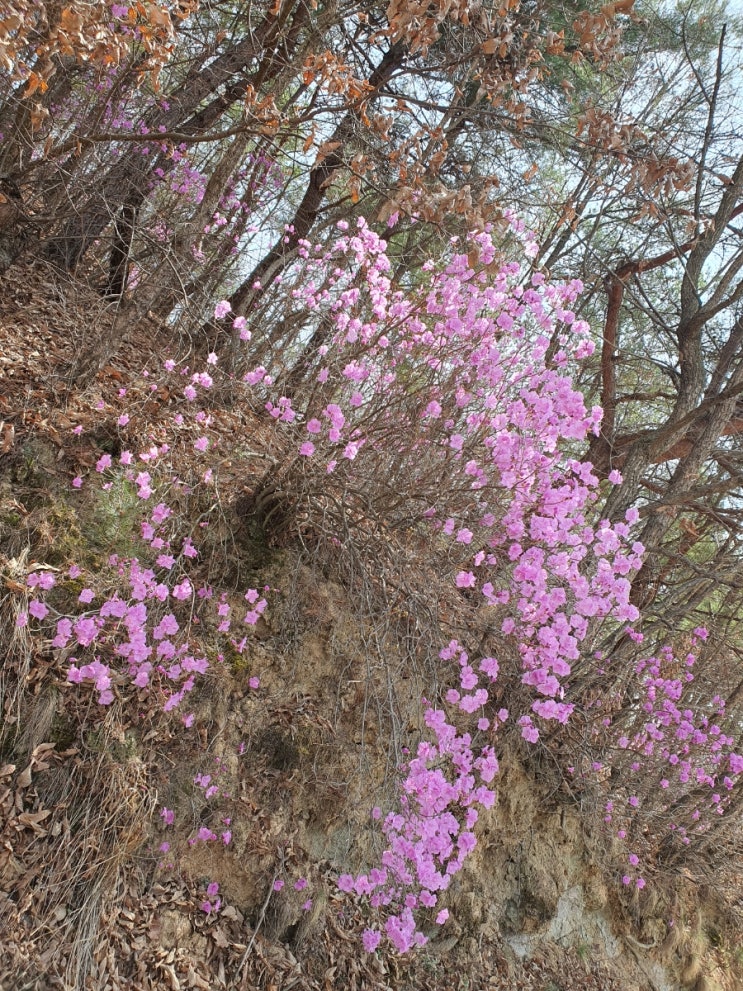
[235,871,279,978]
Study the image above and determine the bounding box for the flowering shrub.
[17,363,267,715]
[239,215,643,719]
[588,628,742,887]
[228,215,741,950]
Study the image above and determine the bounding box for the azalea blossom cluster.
[227,216,645,727]
[593,628,743,884]
[339,647,499,952]
[17,364,267,712]
[19,552,265,712]
[214,216,740,951]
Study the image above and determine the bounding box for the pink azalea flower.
[28,599,48,621]
[362,929,381,952]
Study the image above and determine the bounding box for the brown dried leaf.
[220,904,243,923]
[211,925,231,948]
[0,420,14,454]
[157,962,181,989]
[314,140,342,166]
[15,765,32,788]
[16,809,51,833]
[186,965,211,989]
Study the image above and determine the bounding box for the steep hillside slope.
[1,259,740,991]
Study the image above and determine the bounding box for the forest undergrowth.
[0,244,741,991]
[3,0,743,987]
